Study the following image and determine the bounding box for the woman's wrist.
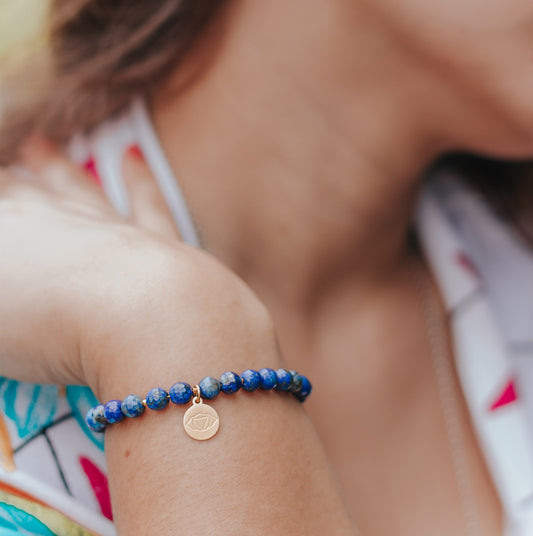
[98,323,355,535]
[81,241,282,402]
[87,367,312,440]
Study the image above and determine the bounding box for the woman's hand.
[0,139,275,398]
[0,140,357,535]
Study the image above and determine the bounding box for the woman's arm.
[0,150,358,535]
[95,248,357,535]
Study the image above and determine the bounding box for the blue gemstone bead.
[121,394,145,418]
[199,377,221,399]
[86,404,107,432]
[258,368,277,390]
[220,371,242,394]
[169,382,192,405]
[92,404,107,424]
[146,388,170,410]
[104,400,125,424]
[275,368,293,391]
[295,375,312,402]
[241,369,261,391]
[289,371,303,394]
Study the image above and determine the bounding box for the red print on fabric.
[83,157,102,186]
[127,144,144,161]
[79,456,112,520]
[489,380,518,412]
[456,251,481,280]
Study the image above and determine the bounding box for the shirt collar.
[418,172,533,345]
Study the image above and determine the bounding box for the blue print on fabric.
[66,386,105,451]
[0,502,57,536]
[0,379,58,440]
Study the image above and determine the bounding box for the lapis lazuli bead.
[295,375,312,402]
[104,400,125,424]
[199,377,221,399]
[146,388,170,410]
[289,371,303,394]
[86,404,107,432]
[169,382,192,405]
[258,368,277,390]
[275,368,293,391]
[121,394,145,418]
[92,404,107,425]
[241,369,261,391]
[300,375,312,396]
[220,371,242,394]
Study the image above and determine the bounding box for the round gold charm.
[183,401,220,440]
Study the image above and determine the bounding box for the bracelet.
[85,368,312,441]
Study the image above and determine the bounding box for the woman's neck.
[151,0,456,311]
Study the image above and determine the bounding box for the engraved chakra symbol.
[183,403,220,440]
[186,413,217,431]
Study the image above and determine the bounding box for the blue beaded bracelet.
[86,368,311,441]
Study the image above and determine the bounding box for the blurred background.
[0,1,47,64]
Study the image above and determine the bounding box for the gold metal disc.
[183,401,220,440]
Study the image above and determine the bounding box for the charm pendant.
[183,386,220,441]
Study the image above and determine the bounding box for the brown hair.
[0,0,225,164]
